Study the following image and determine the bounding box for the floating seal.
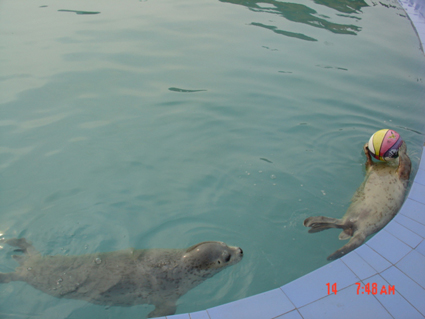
[304,141,411,260]
[0,239,243,318]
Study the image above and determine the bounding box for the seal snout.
[233,247,243,264]
[230,246,243,257]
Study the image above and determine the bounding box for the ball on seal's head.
[368,129,403,161]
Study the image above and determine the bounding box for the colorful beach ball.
[368,129,403,161]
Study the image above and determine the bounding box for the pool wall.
[159,1,425,318]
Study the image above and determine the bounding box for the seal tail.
[327,233,366,261]
[303,216,348,233]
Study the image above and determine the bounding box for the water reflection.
[168,87,207,93]
[220,0,368,40]
[313,0,368,13]
[58,9,101,15]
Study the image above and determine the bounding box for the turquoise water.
[0,0,424,317]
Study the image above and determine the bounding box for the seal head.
[182,241,243,275]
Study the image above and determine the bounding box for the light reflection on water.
[220,0,366,41]
[0,0,424,317]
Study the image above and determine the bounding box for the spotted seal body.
[0,239,243,318]
[304,141,411,260]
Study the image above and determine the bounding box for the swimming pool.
[0,0,424,317]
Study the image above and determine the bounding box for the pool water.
[0,0,424,317]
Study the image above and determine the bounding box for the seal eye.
[224,254,231,263]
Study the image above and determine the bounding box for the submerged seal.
[0,239,243,318]
[304,141,411,260]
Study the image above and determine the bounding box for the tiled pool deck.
[160,2,425,318]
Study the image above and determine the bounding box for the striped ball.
[368,129,403,161]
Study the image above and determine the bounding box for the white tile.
[366,231,411,264]
[384,220,423,248]
[355,244,392,273]
[400,198,425,225]
[393,214,425,238]
[207,289,294,319]
[414,168,425,186]
[298,284,392,319]
[189,311,210,319]
[275,310,303,319]
[409,182,425,204]
[281,259,358,308]
[381,266,425,316]
[365,274,425,319]
[396,250,425,289]
[417,240,425,256]
[167,314,190,319]
[341,251,377,280]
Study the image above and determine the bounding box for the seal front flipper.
[363,143,374,170]
[396,142,411,182]
[327,233,366,261]
[5,238,38,256]
[147,301,177,318]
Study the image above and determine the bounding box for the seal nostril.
[239,248,243,255]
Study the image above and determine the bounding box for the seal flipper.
[147,301,177,318]
[304,216,348,233]
[397,142,411,182]
[327,232,366,261]
[5,238,38,256]
[363,143,374,171]
[338,228,353,240]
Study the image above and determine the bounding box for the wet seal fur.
[0,239,243,318]
[304,141,411,260]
